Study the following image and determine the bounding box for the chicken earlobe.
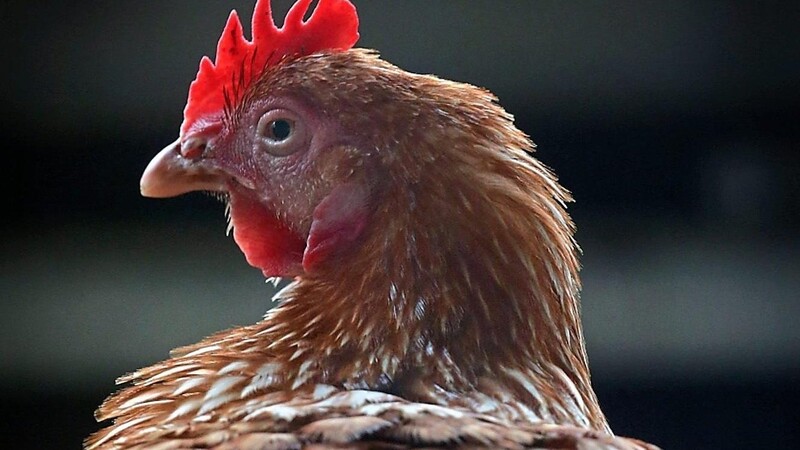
[303,182,369,273]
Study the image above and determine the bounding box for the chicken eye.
[256,109,306,157]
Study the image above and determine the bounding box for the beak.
[140,138,227,198]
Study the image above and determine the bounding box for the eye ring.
[255,108,306,157]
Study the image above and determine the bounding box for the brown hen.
[87,1,659,449]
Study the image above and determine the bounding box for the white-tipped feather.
[87,415,153,450]
[204,376,246,402]
[142,364,202,385]
[218,361,250,376]
[166,398,203,421]
[181,345,222,358]
[242,363,282,397]
[119,389,172,411]
[244,404,301,422]
[197,393,237,415]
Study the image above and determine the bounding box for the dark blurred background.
[3,1,799,448]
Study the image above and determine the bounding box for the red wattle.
[229,193,306,277]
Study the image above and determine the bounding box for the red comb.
[181,0,359,135]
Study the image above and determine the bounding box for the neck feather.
[261,126,607,430]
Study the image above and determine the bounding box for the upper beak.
[140,138,227,198]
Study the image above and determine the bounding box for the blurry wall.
[2,1,798,449]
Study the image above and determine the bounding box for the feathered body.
[88,1,657,449]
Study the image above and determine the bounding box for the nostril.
[180,137,207,159]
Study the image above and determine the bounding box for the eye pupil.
[270,119,292,141]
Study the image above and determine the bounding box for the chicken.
[87,0,658,449]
